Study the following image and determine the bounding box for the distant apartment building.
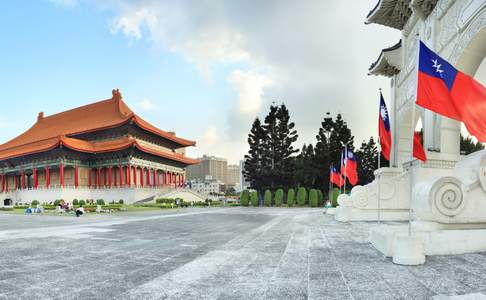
[186,155,227,183]
[226,164,240,186]
[189,176,223,195]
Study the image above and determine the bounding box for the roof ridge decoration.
[369,40,402,77]
[0,89,196,158]
[366,0,413,30]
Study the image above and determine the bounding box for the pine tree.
[244,104,299,193]
[243,118,267,192]
[313,113,354,192]
[460,134,485,155]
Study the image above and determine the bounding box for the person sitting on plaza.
[76,205,85,217]
[24,206,33,214]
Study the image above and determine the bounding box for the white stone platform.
[370,221,486,264]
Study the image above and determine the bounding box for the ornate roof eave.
[411,0,438,20]
[365,0,413,30]
[368,40,402,77]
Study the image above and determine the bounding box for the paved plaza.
[0,208,485,299]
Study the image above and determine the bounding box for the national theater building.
[0,89,198,205]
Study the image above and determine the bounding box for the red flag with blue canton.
[416,41,486,142]
[343,149,359,186]
[378,92,391,161]
[413,132,427,162]
[330,166,344,188]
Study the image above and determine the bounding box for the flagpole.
[339,150,343,195]
[343,145,347,194]
[408,34,420,237]
[329,164,333,207]
[377,88,382,225]
[377,137,381,225]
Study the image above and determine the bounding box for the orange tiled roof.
[0,90,197,161]
[0,135,199,165]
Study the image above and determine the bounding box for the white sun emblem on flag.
[380,106,388,120]
[431,59,444,77]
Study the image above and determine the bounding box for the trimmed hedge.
[31,200,39,207]
[274,189,284,207]
[332,188,340,207]
[263,190,272,207]
[156,198,175,204]
[317,190,324,206]
[287,188,295,207]
[79,200,86,206]
[309,189,318,207]
[250,191,258,207]
[72,199,79,206]
[297,187,307,206]
[96,199,105,205]
[240,190,250,207]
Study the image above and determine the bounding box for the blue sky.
[2,1,482,163]
[0,1,238,158]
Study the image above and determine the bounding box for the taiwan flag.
[330,166,343,188]
[343,149,359,186]
[413,132,427,162]
[417,41,486,142]
[378,92,391,161]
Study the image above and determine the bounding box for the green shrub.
[317,190,324,206]
[96,199,105,205]
[250,191,258,207]
[309,189,318,207]
[72,199,79,206]
[275,189,284,207]
[287,188,295,207]
[53,199,61,207]
[263,190,272,207]
[118,199,124,204]
[0,207,13,211]
[31,200,39,207]
[79,199,86,206]
[297,187,307,206]
[240,190,250,207]
[332,188,340,207]
[156,198,175,204]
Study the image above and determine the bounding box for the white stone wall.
[0,187,173,205]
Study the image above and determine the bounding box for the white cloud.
[202,126,220,146]
[136,99,157,111]
[59,0,400,163]
[229,69,272,114]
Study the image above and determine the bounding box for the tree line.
[243,103,484,199]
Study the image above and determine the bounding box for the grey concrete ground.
[0,208,485,299]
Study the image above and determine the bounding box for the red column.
[108,166,112,188]
[126,164,131,186]
[119,165,124,187]
[140,168,144,187]
[74,165,78,188]
[103,167,107,187]
[153,169,157,188]
[20,171,25,190]
[97,167,101,188]
[181,174,185,188]
[5,175,9,192]
[132,166,137,186]
[1,174,4,193]
[114,167,118,187]
[146,168,151,187]
[88,168,92,188]
[59,163,64,187]
[46,166,50,188]
[173,173,176,188]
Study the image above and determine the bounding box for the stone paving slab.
[0,207,485,299]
